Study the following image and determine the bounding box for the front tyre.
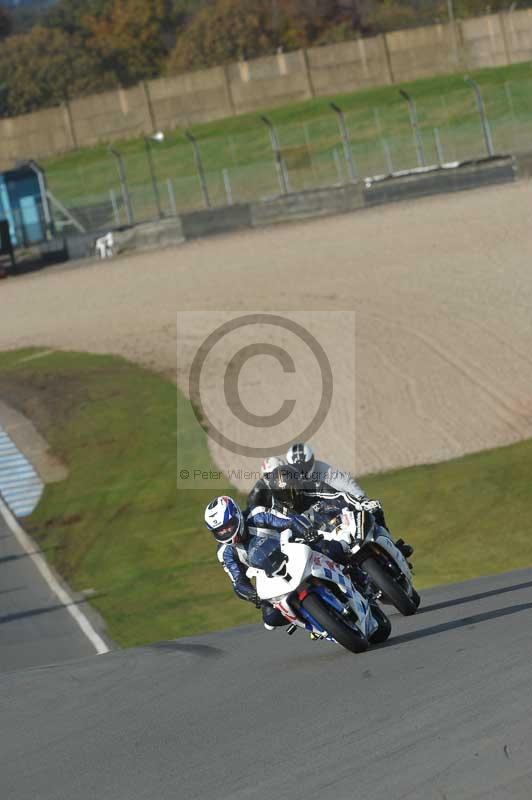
[301,593,369,654]
[362,557,418,617]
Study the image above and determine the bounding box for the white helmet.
[204,496,244,545]
[286,443,315,474]
[260,456,285,482]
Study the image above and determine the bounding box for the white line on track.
[0,494,110,656]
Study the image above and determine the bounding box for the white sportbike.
[246,531,391,654]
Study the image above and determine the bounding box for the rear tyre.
[368,603,391,644]
[362,557,418,617]
[301,593,369,654]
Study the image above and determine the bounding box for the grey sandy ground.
[2,568,532,800]
[0,514,99,671]
[2,181,532,489]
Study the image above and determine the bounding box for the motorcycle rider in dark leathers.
[247,443,413,559]
[267,464,414,561]
[246,456,285,510]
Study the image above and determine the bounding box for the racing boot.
[345,563,377,600]
[395,538,414,559]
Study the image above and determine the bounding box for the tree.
[44,0,115,36]
[0,26,113,117]
[0,4,12,40]
[166,0,367,73]
[84,0,181,85]
[167,0,281,72]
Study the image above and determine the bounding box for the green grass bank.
[0,349,530,647]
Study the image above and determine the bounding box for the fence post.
[301,49,316,99]
[259,115,289,195]
[223,169,234,205]
[167,178,177,216]
[330,102,357,181]
[185,130,211,209]
[381,138,394,174]
[61,100,78,150]
[144,136,163,219]
[142,81,157,134]
[109,189,120,225]
[108,146,134,225]
[464,75,495,157]
[399,89,426,167]
[434,128,445,165]
[332,149,343,183]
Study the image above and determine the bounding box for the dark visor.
[212,518,239,542]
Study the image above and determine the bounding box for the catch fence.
[44,76,532,234]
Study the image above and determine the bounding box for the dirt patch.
[0,395,68,484]
[2,181,532,488]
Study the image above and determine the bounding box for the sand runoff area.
[2,180,532,490]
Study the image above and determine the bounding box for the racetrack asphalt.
[0,514,100,672]
[2,566,532,799]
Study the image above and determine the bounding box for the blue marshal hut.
[0,162,53,247]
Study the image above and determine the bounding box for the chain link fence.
[44,76,532,235]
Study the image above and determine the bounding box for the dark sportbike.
[306,501,421,616]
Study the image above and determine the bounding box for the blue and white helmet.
[204,496,244,545]
[286,443,315,475]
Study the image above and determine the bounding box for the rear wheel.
[368,602,391,644]
[362,557,418,617]
[301,593,369,654]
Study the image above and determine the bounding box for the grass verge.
[1,348,531,647]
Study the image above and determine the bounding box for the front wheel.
[301,593,369,654]
[362,557,418,617]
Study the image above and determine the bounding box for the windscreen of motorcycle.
[247,536,288,578]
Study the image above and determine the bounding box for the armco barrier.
[363,156,516,206]
[514,152,532,180]
[250,183,365,227]
[60,154,521,262]
[180,204,252,239]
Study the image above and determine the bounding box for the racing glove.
[290,527,323,545]
[360,498,382,513]
[235,580,260,605]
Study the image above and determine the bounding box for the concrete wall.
[307,36,392,94]
[227,50,313,114]
[502,8,532,63]
[0,106,73,165]
[460,14,509,69]
[2,10,532,168]
[69,85,153,148]
[385,23,460,81]
[146,67,234,129]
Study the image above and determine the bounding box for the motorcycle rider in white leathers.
[278,443,414,559]
[286,442,367,499]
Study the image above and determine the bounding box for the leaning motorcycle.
[309,503,421,617]
[246,531,391,654]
